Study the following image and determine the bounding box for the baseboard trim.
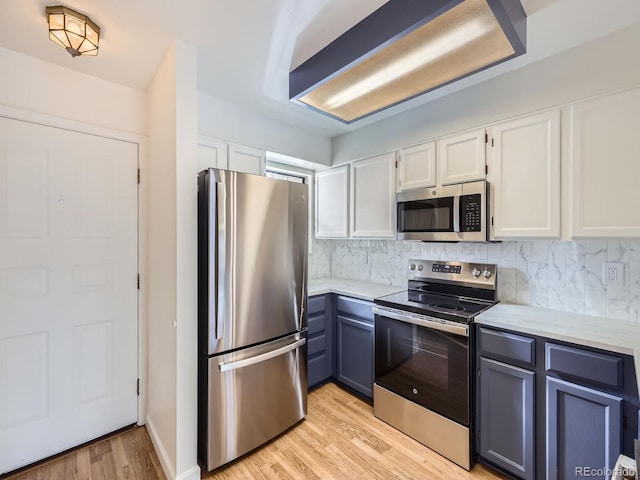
[176,465,201,480]
[145,415,176,480]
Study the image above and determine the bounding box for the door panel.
[210,170,307,354]
[206,333,307,470]
[0,117,138,474]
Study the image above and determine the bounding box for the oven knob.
[409,264,416,270]
[482,268,493,279]
[417,264,423,271]
[472,267,481,278]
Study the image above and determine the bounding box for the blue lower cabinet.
[546,376,622,480]
[336,314,374,398]
[307,295,332,389]
[479,357,535,480]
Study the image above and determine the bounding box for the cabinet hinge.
[491,217,494,226]
[137,168,141,184]
[491,138,494,147]
[137,274,140,290]
[485,133,488,143]
[137,379,140,396]
[485,165,488,175]
[623,415,627,430]
[395,160,398,169]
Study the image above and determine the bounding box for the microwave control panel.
[461,194,482,232]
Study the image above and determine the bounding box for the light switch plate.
[603,262,624,288]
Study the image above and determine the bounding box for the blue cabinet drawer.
[479,327,535,366]
[308,334,326,357]
[336,296,373,322]
[308,295,326,315]
[545,343,623,389]
[308,313,326,336]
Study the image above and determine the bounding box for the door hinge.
[137,168,141,184]
[137,274,140,290]
[137,379,140,396]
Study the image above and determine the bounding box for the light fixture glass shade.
[46,6,100,58]
[290,0,526,123]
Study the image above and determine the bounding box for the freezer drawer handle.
[218,338,306,373]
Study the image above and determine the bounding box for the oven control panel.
[432,263,461,274]
[408,259,497,289]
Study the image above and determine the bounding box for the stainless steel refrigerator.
[197,168,308,471]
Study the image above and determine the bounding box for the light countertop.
[308,277,403,302]
[476,303,640,395]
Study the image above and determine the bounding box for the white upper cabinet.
[228,143,266,175]
[197,136,265,175]
[437,128,487,185]
[569,88,640,238]
[490,110,561,239]
[351,152,396,238]
[397,141,436,192]
[197,135,228,171]
[315,165,349,238]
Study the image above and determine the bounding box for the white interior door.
[0,117,138,474]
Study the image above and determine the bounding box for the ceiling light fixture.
[289,0,526,124]
[46,5,100,57]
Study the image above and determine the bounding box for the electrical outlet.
[603,262,624,288]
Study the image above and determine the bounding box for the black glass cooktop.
[374,290,495,324]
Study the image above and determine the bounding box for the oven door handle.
[372,307,469,337]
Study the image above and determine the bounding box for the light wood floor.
[204,382,506,480]
[2,426,165,480]
[4,382,507,480]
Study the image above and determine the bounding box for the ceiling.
[0,0,639,138]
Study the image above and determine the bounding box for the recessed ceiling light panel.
[289,0,526,124]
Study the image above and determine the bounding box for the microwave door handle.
[453,195,461,233]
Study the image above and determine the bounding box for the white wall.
[331,22,640,163]
[146,40,200,480]
[198,91,331,166]
[146,44,178,479]
[174,41,199,480]
[0,46,145,135]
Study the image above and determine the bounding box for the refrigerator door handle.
[218,338,306,373]
[214,181,226,340]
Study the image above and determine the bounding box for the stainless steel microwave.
[396,180,489,242]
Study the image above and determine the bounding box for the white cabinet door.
[228,143,265,175]
[397,141,436,192]
[0,117,138,473]
[569,88,640,238]
[350,153,396,238]
[315,165,349,238]
[197,135,228,171]
[491,110,560,239]
[437,128,486,185]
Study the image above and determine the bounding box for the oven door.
[373,307,470,426]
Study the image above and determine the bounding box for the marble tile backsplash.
[309,239,640,322]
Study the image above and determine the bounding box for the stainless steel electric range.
[372,259,497,471]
